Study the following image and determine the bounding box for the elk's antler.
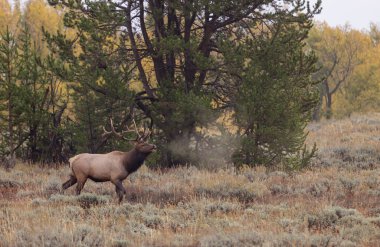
[139,122,151,141]
[102,118,139,141]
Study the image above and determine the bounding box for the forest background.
[1,0,380,170]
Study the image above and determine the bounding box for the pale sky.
[312,0,380,30]
[8,0,380,30]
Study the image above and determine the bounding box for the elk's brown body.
[62,119,156,202]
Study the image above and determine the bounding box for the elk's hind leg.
[62,175,77,191]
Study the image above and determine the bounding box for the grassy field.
[1,114,380,247]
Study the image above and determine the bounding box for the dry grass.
[1,114,380,246]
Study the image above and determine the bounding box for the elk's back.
[69,152,127,182]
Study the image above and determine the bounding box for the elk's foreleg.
[75,179,87,195]
[113,180,126,203]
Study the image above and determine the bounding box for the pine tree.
[46,0,322,167]
[16,25,48,162]
[45,17,136,154]
[0,23,72,165]
[0,27,19,168]
[225,21,319,168]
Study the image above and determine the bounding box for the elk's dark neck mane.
[124,148,149,173]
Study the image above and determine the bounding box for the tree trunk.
[29,125,38,162]
[8,91,15,164]
[7,58,15,166]
[159,122,196,167]
[323,80,333,119]
[326,92,333,119]
[312,86,324,121]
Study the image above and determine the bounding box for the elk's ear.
[136,138,145,144]
[131,140,139,145]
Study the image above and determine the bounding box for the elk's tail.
[68,155,80,170]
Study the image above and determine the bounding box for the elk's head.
[103,118,156,154]
[134,138,156,154]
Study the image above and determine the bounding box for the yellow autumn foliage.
[24,0,63,55]
[0,0,12,32]
[309,22,380,118]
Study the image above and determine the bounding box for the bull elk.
[62,119,156,203]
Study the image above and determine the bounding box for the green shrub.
[204,201,241,215]
[196,183,268,202]
[49,193,110,208]
[369,217,380,228]
[340,178,359,193]
[49,194,76,203]
[271,234,343,247]
[0,178,22,189]
[44,177,61,195]
[306,179,331,197]
[76,193,109,208]
[142,214,164,229]
[333,206,358,218]
[307,210,339,230]
[14,227,71,247]
[341,224,377,243]
[17,190,36,198]
[73,224,105,247]
[64,205,85,219]
[200,231,263,247]
[270,184,290,195]
[31,198,48,206]
[111,239,131,247]
[127,222,150,235]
